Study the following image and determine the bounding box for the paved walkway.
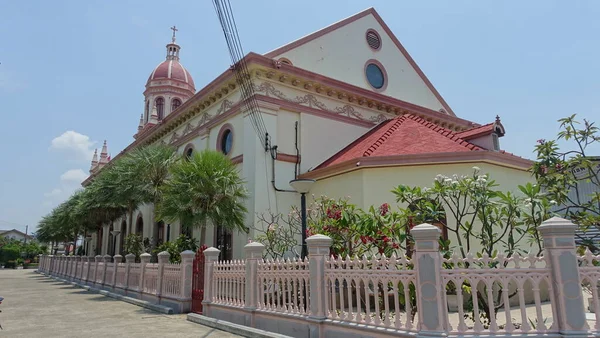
[0,269,239,338]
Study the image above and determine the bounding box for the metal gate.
[191,245,207,314]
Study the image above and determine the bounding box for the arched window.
[136,215,144,236]
[171,98,182,112]
[185,147,193,160]
[155,97,165,120]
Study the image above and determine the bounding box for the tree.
[392,168,551,324]
[156,150,248,246]
[122,144,179,250]
[533,114,600,252]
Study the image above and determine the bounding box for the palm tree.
[122,144,179,250]
[91,156,146,238]
[156,150,248,246]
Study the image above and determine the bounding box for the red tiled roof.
[316,114,483,169]
[455,123,494,140]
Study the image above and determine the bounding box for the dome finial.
[165,26,181,61]
[170,25,178,43]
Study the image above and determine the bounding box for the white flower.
[550,200,557,205]
[435,174,444,182]
[525,198,531,203]
[444,178,452,183]
[451,180,459,185]
[473,166,481,171]
[423,187,430,192]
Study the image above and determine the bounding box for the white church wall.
[299,113,370,173]
[273,13,447,112]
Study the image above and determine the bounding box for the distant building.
[0,229,33,242]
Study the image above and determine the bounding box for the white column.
[539,217,589,334]
[306,234,332,320]
[412,223,447,336]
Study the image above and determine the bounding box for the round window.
[366,63,385,89]
[221,129,233,155]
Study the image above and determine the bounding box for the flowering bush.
[254,196,408,259]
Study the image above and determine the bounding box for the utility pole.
[24,225,28,244]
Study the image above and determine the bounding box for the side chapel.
[84,8,533,258]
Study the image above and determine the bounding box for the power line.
[213,0,271,151]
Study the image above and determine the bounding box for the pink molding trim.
[364,59,388,92]
[250,54,472,128]
[255,94,375,128]
[264,8,374,58]
[277,153,300,164]
[365,29,382,51]
[300,151,534,180]
[264,7,456,116]
[231,154,243,164]
[278,57,293,66]
[216,123,234,157]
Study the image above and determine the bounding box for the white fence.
[201,217,599,337]
[38,250,196,313]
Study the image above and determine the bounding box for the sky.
[0,0,598,235]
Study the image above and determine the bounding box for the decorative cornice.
[84,52,480,186]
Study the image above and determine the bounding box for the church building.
[83,8,533,258]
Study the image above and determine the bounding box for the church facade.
[83,8,533,258]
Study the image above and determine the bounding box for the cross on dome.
[170,25,178,43]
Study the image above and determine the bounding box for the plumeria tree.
[533,114,600,252]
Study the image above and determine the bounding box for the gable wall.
[274,14,447,113]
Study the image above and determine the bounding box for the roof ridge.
[362,116,406,157]
[407,114,483,151]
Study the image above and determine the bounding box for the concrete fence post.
[94,255,102,284]
[68,256,74,278]
[124,253,135,292]
[180,250,195,302]
[157,251,170,298]
[539,217,589,335]
[113,254,122,289]
[306,234,332,338]
[412,223,447,336]
[202,247,220,315]
[102,255,111,286]
[139,253,151,293]
[82,256,89,282]
[74,256,82,281]
[49,255,54,275]
[80,256,87,281]
[244,242,265,327]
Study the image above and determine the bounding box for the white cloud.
[50,131,96,162]
[44,188,62,198]
[60,169,88,183]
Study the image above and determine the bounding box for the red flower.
[382,236,390,243]
[555,163,562,170]
[378,247,385,254]
[537,139,546,144]
[379,203,390,216]
[360,236,367,244]
[392,243,399,249]
[540,165,548,175]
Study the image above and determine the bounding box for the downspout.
[270,121,300,193]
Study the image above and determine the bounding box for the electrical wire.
[213,0,271,150]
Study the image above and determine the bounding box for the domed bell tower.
[138,26,196,135]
